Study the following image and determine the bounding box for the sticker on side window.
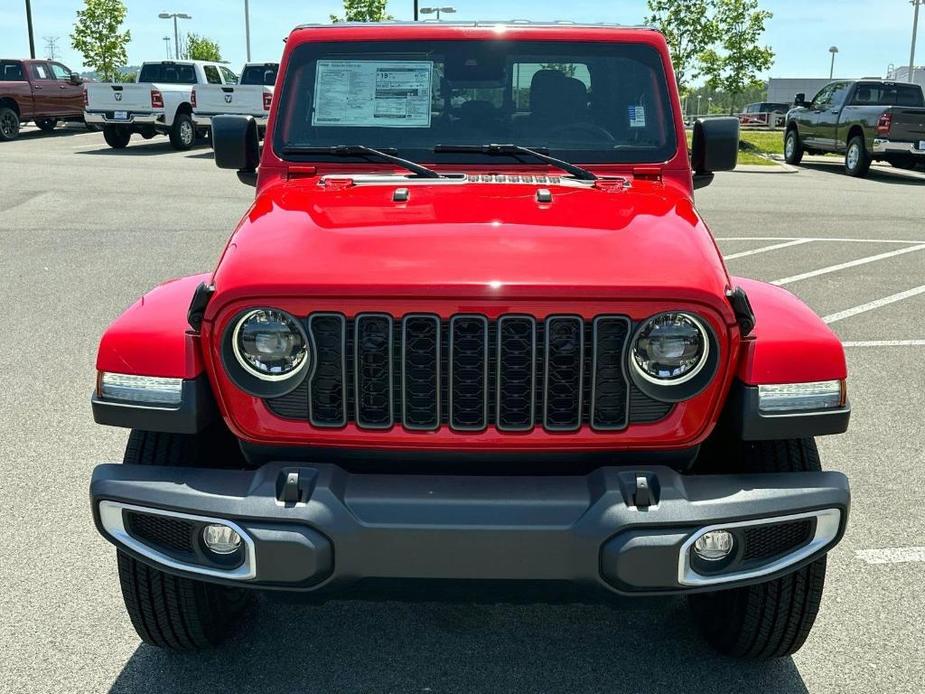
[628,105,646,128]
[312,60,433,128]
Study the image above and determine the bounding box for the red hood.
[207,176,733,319]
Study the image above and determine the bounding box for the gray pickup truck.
[784,80,925,176]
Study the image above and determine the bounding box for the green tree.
[700,0,774,110]
[70,0,131,83]
[645,0,718,94]
[331,0,392,22]
[185,34,222,62]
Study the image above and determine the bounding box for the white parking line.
[771,244,925,286]
[856,547,925,565]
[823,285,925,323]
[723,239,814,260]
[717,236,925,245]
[843,340,925,347]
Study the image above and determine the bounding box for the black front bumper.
[90,461,849,596]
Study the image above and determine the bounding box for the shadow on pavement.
[12,125,92,140]
[109,595,809,694]
[798,160,924,185]
[76,140,210,156]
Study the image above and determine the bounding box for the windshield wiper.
[433,144,597,181]
[282,144,443,179]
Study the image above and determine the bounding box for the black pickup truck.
[784,80,925,176]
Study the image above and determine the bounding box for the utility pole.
[244,0,252,62]
[43,36,60,61]
[24,0,36,59]
[414,0,419,20]
[910,0,924,84]
[163,36,172,59]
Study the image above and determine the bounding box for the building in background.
[886,65,925,87]
[766,77,854,103]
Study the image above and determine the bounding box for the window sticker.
[312,60,433,127]
[628,105,646,128]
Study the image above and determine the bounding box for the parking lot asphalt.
[1,124,923,694]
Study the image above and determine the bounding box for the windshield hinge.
[632,165,662,181]
[187,282,215,333]
[727,286,756,337]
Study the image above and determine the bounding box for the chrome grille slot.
[354,314,393,428]
[543,316,584,431]
[265,312,673,432]
[591,317,630,430]
[496,316,536,431]
[307,313,347,427]
[402,315,441,430]
[449,315,489,430]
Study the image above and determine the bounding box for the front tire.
[784,128,803,165]
[103,124,131,149]
[688,439,829,659]
[845,135,871,177]
[116,429,252,650]
[169,112,195,150]
[35,117,58,132]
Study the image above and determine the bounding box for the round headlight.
[232,309,309,381]
[631,312,709,384]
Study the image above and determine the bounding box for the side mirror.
[690,117,739,189]
[213,115,259,186]
[69,72,83,85]
[794,93,806,107]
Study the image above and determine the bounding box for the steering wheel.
[547,122,616,143]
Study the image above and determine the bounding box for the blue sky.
[1,0,920,81]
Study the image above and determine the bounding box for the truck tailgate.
[889,107,925,142]
[86,83,153,112]
[194,84,269,116]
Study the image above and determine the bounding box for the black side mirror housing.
[69,72,83,85]
[690,117,739,188]
[213,115,259,186]
[794,92,806,107]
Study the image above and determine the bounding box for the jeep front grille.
[266,313,673,432]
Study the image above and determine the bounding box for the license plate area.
[918,140,925,151]
[113,111,129,121]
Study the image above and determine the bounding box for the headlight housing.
[628,312,717,402]
[232,309,309,380]
[631,313,709,384]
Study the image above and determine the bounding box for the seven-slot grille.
[266,313,673,432]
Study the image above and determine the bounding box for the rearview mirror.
[794,92,807,107]
[690,117,739,189]
[213,115,259,186]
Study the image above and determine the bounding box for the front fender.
[96,274,210,379]
[734,277,847,385]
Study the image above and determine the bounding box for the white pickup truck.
[84,60,237,150]
[192,62,278,137]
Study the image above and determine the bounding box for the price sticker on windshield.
[312,60,433,128]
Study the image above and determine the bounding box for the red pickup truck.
[0,58,85,141]
[89,23,851,659]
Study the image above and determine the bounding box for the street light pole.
[244,0,251,62]
[414,0,419,20]
[910,0,924,84]
[24,0,36,59]
[158,13,192,60]
[829,46,839,80]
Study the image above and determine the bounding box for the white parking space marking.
[717,236,925,245]
[722,238,814,260]
[770,244,925,286]
[842,340,925,347]
[856,547,925,565]
[823,285,925,323]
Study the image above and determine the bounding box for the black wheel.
[116,429,252,650]
[688,438,828,659]
[35,117,58,132]
[783,128,803,165]
[845,135,871,177]
[103,124,131,149]
[169,112,195,150]
[0,106,20,141]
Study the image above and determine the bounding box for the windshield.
[241,64,278,86]
[138,62,196,84]
[274,39,677,165]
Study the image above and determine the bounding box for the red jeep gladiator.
[89,23,851,659]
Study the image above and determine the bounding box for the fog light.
[693,530,734,561]
[202,524,242,555]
